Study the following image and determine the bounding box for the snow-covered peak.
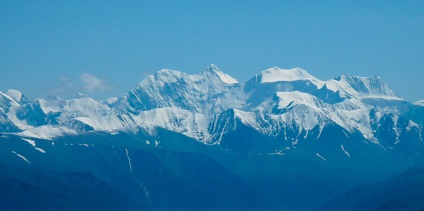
[203,64,220,73]
[2,64,418,150]
[137,69,184,86]
[156,68,183,76]
[200,64,239,84]
[65,97,110,113]
[34,98,62,114]
[259,67,319,83]
[122,65,244,115]
[0,91,21,107]
[136,68,189,89]
[153,69,185,83]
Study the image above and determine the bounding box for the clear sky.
[1,1,423,101]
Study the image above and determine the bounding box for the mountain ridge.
[0,65,421,147]
[1,64,424,210]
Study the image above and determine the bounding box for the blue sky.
[1,1,423,101]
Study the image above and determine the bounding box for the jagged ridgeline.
[1,65,424,210]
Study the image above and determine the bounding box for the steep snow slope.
[116,65,246,115]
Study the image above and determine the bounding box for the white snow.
[259,67,324,87]
[125,149,133,171]
[6,90,23,102]
[260,67,314,82]
[415,100,424,106]
[213,69,239,84]
[342,130,350,138]
[22,138,46,153]
[0,91,20,106]
[275,92,323,131]
[12,151,31,164]
[268,150,285,156]
[255,90,381,142]
[1,65,415,150]
[191,64,239,84]
[36,98,62,114]
[107,97,118,104]
[316,153,327,161]
[317,124,324,139]
[132,107,210,141]
[341,145,350,157]
[63,97,110,114]
[139,183,149,197]
[276,91,320,110]
[149,69,184,86]
[361,95,402,100]
[6,107,33,130]
[75,115,126,133]
[134,65,246,115]
[325,75,396,99]
[18,125,78,140]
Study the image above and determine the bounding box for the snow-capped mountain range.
[2,64,424,210]
[1,64,423,150]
